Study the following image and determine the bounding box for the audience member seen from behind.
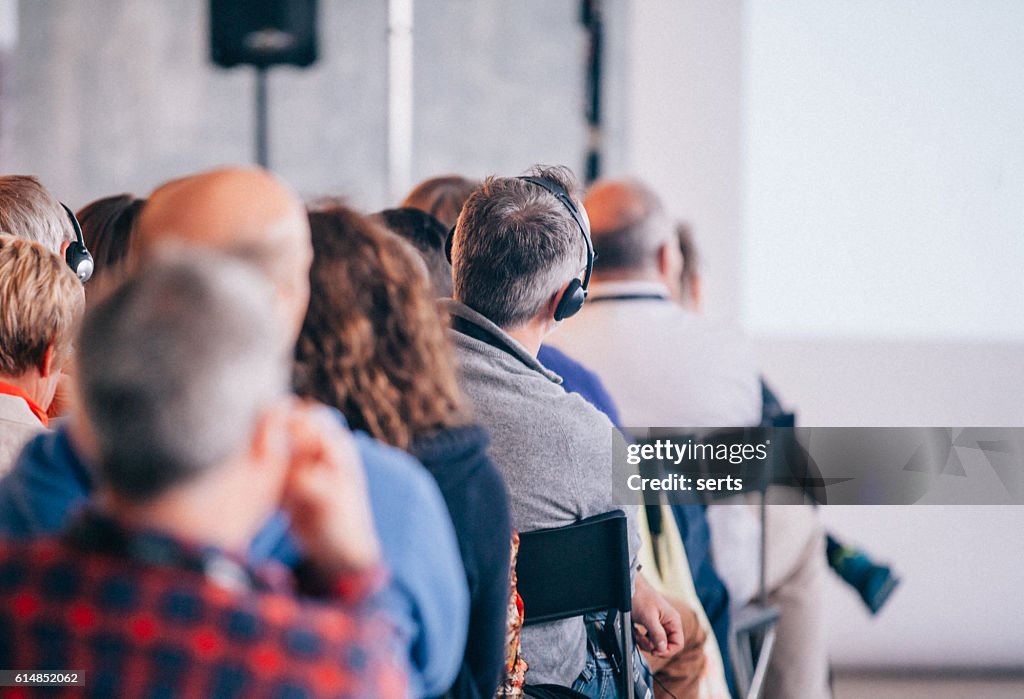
[0,167,469,697]
[550,178,831,699]
[0,251,406,697]
[396,176,625,424]
[378,195,621,697]
[670,222,701,310]
[0,236,84,475]
[76,194,146,302]
[296,205,512,699]
[447,165,702,697]
[45,194,147,419]
[402,174,480,230]
[376,207,454,297]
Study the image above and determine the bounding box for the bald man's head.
[136,167,312,339]
[584,178,675,276]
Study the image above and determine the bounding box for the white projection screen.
[741,1,1024,341]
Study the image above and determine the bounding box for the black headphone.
[445,175,595,321]
[61,203,94,283]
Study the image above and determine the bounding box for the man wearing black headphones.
[0,176,90,276]
[445,166,701,698]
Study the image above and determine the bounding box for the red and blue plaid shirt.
[0,510,407,698]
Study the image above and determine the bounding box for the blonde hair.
[0,176,75,254]
[0,235,85,376]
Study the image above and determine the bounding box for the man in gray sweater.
[445,166,687,696]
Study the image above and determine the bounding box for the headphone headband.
[443,174,596,321]
[515,176,594,293]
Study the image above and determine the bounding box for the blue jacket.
[536,344,622,426]
[412,425,511,699]
[0,420,469,698]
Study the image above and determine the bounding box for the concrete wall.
[2,0,602,209]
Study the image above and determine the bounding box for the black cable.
[652,672,680,699]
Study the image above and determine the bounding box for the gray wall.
[4,0,616,210]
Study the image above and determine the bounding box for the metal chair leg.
[621,610,635,699]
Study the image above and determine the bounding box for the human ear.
[38,344,57,378]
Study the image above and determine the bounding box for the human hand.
[631,572,685,657]
[281,403,381,575]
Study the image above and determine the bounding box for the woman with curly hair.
[295,204,513,699]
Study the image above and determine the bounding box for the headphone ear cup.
[554,278,586,321]
[65,242,94,283]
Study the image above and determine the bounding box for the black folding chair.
[516,510,635,699]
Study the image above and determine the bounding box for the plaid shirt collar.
[64,508,294,595]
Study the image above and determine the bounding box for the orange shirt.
[0,380,49,427]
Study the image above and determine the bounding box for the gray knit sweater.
[445,300,638,687]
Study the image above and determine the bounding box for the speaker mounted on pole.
[210,0,318,69]
[209,0,319,167]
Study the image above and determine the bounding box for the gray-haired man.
[0,167,468,697]
[446,165,698,697]
[0,250,405,696]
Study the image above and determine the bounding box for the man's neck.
[99,472,265,555]
[504,321,547,357]
[592,267,664,285]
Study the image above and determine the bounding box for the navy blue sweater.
[412,424,512,699]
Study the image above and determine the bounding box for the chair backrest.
[516,510,631,626]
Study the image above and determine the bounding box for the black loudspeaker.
[210,0,318,69]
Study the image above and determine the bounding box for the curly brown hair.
[294,204,467,449]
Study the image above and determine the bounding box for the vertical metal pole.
[621,610,635,699]
[759,490,768,606]
[387,0,414,202]
[582,0,604,184]
[0,0,17,166]
[255,66,269,168]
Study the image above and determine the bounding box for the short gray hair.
[0,176,76,255]
[452,165,586,329]
[77,249,289,502]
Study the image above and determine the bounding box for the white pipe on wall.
[387,0,414,203]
